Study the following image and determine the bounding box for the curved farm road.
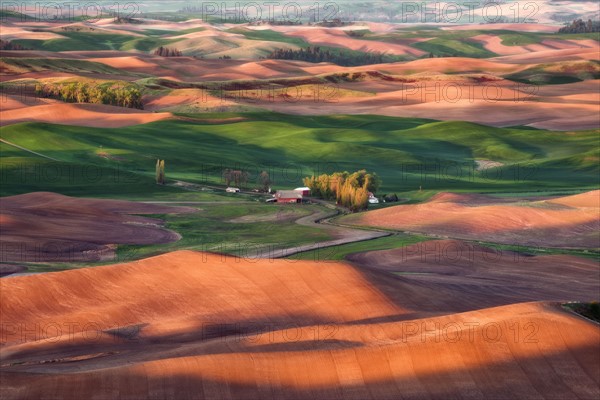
[259,202,391,258]
[145,199,391,259]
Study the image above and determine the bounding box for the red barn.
[275,190,303,204]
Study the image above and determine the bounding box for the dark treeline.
[35,82,143,109]
[113,16,143,24]
[316,19,349,27]
[558,19,600,33]
[265,46,387,66]
[346,30,367,38]
[249,20,303,26]
[154,46,182,57]
[0,40,29,51]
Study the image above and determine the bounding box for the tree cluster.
[265,46,387,66]
[427,52,461,58]
[60,26,94,32]
[154,46,182,57]
[316,19,348,27]
[257,170,272,192]
[35,82,144,109]
[269,20,303,26]
[382,193,399,202]
[114,16,142,24]
[223,169,249,187]
[303,169,380,212]
[249,20,303,26]
[346,30,366,38]
[558,19,600,33]
[0,40,28,50]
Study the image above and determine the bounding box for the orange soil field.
[2,43,598,129]
[0,25,64,41]
[43,55,596,130]
[257,79,600,130]
[550,190,600,208]
[0,192,195,263]
[35,53,530,81]
[266,26,425,57]
[7,45,596,77]
[343,191,600,248]
[90,18,212,34]
[471,35,597,56]
[5,55,581,129]
[1,16,599,400]
[0,250,598,399]
[347,239,600,313]
[0,102,172,128]
[493,47,600,64]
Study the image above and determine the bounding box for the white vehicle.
[368,192,379,204]
[226,187,240,193]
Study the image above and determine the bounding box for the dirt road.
[251,203,391,258]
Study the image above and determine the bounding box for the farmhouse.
[275,190,303,204]
[294,187,311,196]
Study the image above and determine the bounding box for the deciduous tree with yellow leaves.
[303,169,380,211]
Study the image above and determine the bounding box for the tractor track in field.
[0,138,60,161]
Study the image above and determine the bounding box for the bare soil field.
[471,35,597,56]
[0,24,65,41]
[442,24,560,33]
[0,192,195,262]
[492,47,600,64]
[0,102,172,128]
[342,191,600,248]
[347,239,600,313]
[1,12,599,400]
[2,36,598,129]
[265,25,425,57]
[70,54,529,81]
[61,54,598,129]
[0,250,598,399]
[91,18,212,34]
[144,89,241,112]
[170,28,302,59]
[550,190,600,208]
[261,92,600,130]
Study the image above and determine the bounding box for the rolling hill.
[1,250,598,399]
[341,191,600,248]
[1,114,598,197]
